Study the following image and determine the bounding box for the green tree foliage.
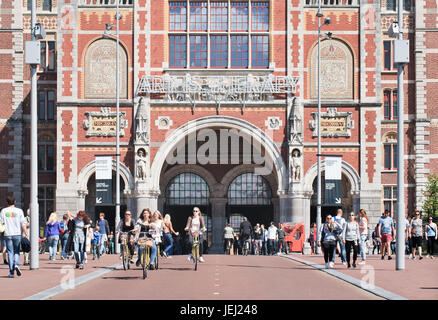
[423,174,438,218]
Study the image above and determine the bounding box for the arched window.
[84,39,127,99]
[165,173,210,205]
[38,133,55,172]
[382,132,398,171]
[227,173,271,205]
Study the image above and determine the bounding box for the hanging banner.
[324,156,342,206]
[95,156,112,205]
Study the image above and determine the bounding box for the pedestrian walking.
[233,233,241,255]
[72,210,91,269]
[358,209,369,264]
[59,213,70,260]
[84,219,94,263]
[343,212,360,268]
[253,224,262,255]
[22,209,30,265]
[410,210,424,260]
[425,216,437,259]
[96,212,110,257]
[0,196,27,278]
[333,209,347,265]
[317,215,337,269]
[260,224,268,255]
[163,213,179,258]
[267,222,278,255]
[309,222,317,254]
[277,223,287,254]
[405,212,412,258]
[372,226,381,255]
[107,231,115,254]
[43,212,62,261]
[378,210,396,260]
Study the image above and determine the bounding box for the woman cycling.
[135,208,158,269]
[185,207,207,262]
[116,211,136,263]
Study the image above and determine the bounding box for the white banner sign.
[95,156,112,180]
[325,156,342,180]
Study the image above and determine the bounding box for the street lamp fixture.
[316,0,332,254]
[103,8,123,254]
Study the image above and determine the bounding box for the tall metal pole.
[316,1,322,254]
[29,0,39,270]
[396,0,405,270]
[115,0,121,254]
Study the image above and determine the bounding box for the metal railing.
[305,0,358,5]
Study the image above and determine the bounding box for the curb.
[280,254,408,300]
[22,262,123,300]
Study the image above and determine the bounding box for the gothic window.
[383,90,398,120]
[38,134,55,172]
[228,173,271,205]
[382,132,398,171]
[166,173,210,205]
[38,90,55,121]
[84,39,128,99]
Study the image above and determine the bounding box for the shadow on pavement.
[102,276,140,280]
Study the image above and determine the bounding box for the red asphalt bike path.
[289,253,438,300]
[1,252,435,300]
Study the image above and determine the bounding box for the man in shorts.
[378,210,396,260]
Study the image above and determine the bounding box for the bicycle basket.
[137,237,153,248]
[119,233,128,241]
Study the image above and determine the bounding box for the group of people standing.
[316,208,437,269]
[223,217,288,256]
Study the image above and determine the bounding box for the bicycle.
[242,238,251,256]
[225,238,233,255]
[137,232,153,279]
[191,232,200,271]
[119,232,131,270]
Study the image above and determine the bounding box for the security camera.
[33,23,46,40]
[324,17,332,25]
[388,21,400,38]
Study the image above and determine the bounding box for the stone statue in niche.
[291,148,301,182]
[136,148,147,181]
[135,98,149,144]
[289,98,303,145]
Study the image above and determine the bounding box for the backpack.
[60,220,67,235]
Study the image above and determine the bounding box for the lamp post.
[316,1,331,254]
[104,3,122,254]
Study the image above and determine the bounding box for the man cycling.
[223,223,235,253]
[239,217,253,253]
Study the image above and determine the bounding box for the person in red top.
[310,222,317,254]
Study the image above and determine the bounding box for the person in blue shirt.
[92,225,102,260]
[332,209,347,265]
[378,210,396,260]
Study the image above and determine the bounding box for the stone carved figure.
[289,98,303,144]
[135,98,149,144]
[291,149,301,182]
[136,149,147,181]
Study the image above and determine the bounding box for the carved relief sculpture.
[135,98,149,144]
[289,97,303,145]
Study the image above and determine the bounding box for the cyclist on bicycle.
[223,223,235,254]
[239,217,253,253]
[135,208,158,270]
[116,211,136,263]
[185,207,207,262]
[150,211,164,257]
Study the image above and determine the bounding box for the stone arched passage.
[301,160,361,239]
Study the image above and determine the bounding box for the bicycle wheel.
[142,249,147,279]
[155,244,159,270]
[194,244,198,271]
[121,244,127,271]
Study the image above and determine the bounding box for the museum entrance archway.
[310,172,353,224]
[226,173,274,231]
[163,172,212,253]
[85,172,127,233]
